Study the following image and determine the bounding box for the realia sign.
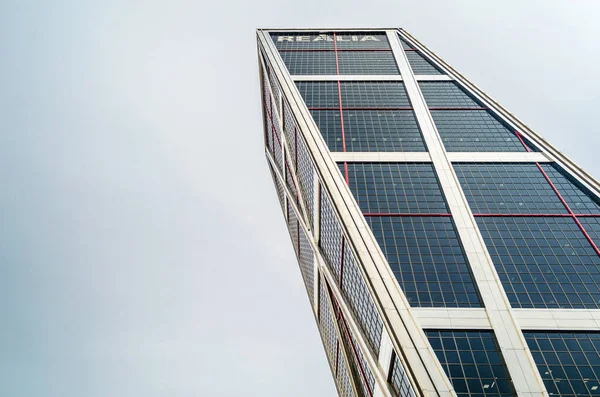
[277,35,381,42]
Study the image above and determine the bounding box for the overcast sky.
[1,1,599,396]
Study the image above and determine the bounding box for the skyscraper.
[256,28,600,397]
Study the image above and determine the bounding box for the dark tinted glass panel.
[320,190,343,280]
[296,82,339,108]
[454,163,567,214]
[391,352,417,397]
[267,162,285,212]
[477,217,600,309]
[367,216,481,307]
[406,51,444,75]
[430,110,527,152]
[581,218,600,246]
[272,33,335,50]
[427,330,516,397]
[337,51,399,75]
[344,110,426,152]
[336,33,389,49]
[341,82,410,108]
[541,164,600,215]
[340,243,383,354]
[419,82,482,108]
[310,110,343,151]
[400,37,416,50]
[345,163,448,213]
[280,51,337,75]
[525,332,600,397]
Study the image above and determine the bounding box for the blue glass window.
[430,110,529,152]
[541,164,600,215]
[341,82,410,108]
[309,110,343,151]
[297,81,410,108]
[298,227,315,303]
[296,82,339,108]
[390,352,417,397]
[454,163,567,214]
[419,82,482,109]
[581,218,600,246]
[427,330,516,397]
[337,51,399,75]
[477,217,600,309]
[525,331,600,397]
[272,33,335,50]
[280,51,337,75]
[367,216,481,307]
[406,51,444,75]
[310,110,426,152]
[296,133,315,228]
[345,163,448,214]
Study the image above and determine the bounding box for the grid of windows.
[336,352,355,397]
[287,202,299,254]
[285,163,298,206]
[367,216,481,307]
[430,110,527,152]
[337,51,399,75]
[426,330,516,397]
[581,218,600,246]
[406,51,444,75]
[280,51,337,75]
[265,102,274,152]
[341,82,411,108]
[319,279,338,367]
[341,243,383,354]
[297,81,411,108]
[348,329,376,393]
[299,227,315,303]
[320,190,343,280]
[268,162,285,212]
[268,67,282,116]
[477,217,600,309]
[334,299,372,397]
[297,82,340,108]
[271,108,284,172]
[345,163,448,214]
[296,134,315,228]
[419,82,482,109]
[283,101,296,166]
[525,331,600,397]
[541,164,600,215]
[310,110,344,151]
[344,110,426,152]
[310,110,426,152]
[454,163,568,214]
[390,353,417,397]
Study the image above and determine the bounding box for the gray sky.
[1,1,599,396]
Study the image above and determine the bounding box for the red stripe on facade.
[308,107,413,111]
[278,48,392,52]
[428,107,488,111]
[514,130,531,152]
[362,213,452,217]
[536,163,600,257]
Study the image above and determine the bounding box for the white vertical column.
[388,31,547,397]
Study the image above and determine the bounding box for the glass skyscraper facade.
[257,28,600,397]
